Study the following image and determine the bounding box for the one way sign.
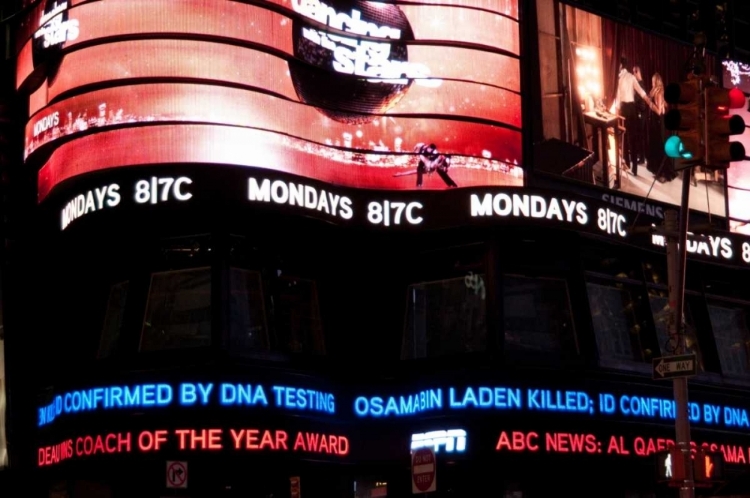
[652,353,698,380]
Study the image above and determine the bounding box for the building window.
[97,281,129,359]
[229,268,269,353]
[140,268,212,352]
[586,279,654,369]
[582,246,657,371]
[648,289,704,371]
[402,275,487,359]
[271,276,324,355]
[503,275,576,354]
[643,259,709,372]
[707,301,750,378]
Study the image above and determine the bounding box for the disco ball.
[289,0,415,124]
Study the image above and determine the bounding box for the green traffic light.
[664,135,693,159]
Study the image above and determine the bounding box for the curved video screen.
[16,0,523,203]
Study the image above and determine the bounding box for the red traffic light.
[706,86,746,110]
[729,87,746,109]
[705,87,747,167]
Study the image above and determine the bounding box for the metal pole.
[665,169,694,498]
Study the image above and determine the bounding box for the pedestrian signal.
[694,449,724,485]
[656,448,685,483]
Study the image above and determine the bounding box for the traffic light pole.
[659,33,744,495]
[665,171,695,498]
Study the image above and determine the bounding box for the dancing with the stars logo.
[288,0,440,124]
[32,0,79,69]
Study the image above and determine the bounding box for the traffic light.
[704,86,746,169]
[655,448,686,483]
[694,449,724,486]
[664,80,703,169]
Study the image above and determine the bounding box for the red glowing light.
[230,429,288,451]
[38,439,74,466]
[492,431,750,465]
[495,431,539,452]
[545,432,598,453]
[292,431,349,456]
[38,428,350,466]
[175,428,223,450]
[729,87,746,109]
[704,454,715,478]
[137,429,168,452]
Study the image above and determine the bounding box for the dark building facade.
[4,0,750,497]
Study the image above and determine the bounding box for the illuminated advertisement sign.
[38,381,336,427]
[494,430,749,465]
[722,60,750,235]
[411,429,467,453]
[39,381,750,431]
[34,378,750,468]
[53,170,635,233]
[353,385,750,430]
[38,427,350,467]
[37,380,346,467]
[16,0,523,207]
[31,0,79,68]
[536,2,723,216]
[42,165,750,268]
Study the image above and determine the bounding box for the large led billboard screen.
[16,0,523,209]
[536,1,724,217]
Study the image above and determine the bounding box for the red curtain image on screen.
[16,0,522,202]
[536,1,724,216]
[723,60,750,235]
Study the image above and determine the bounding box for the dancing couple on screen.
[394,142,458,188]
[616,57,676,183]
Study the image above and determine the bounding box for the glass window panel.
[504,275,576,354]
[273,277,324,355]
[97,281,129,359]
[581,245,642,281]
[229,268,268,353]
[642,260,700,292]
[140,268,212,352]
[402,275,487,359]
[704,267,750,302]
[587,280,653,367]
[648,290,704,371]
[642,261,668,287]
[707,302,750,378]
